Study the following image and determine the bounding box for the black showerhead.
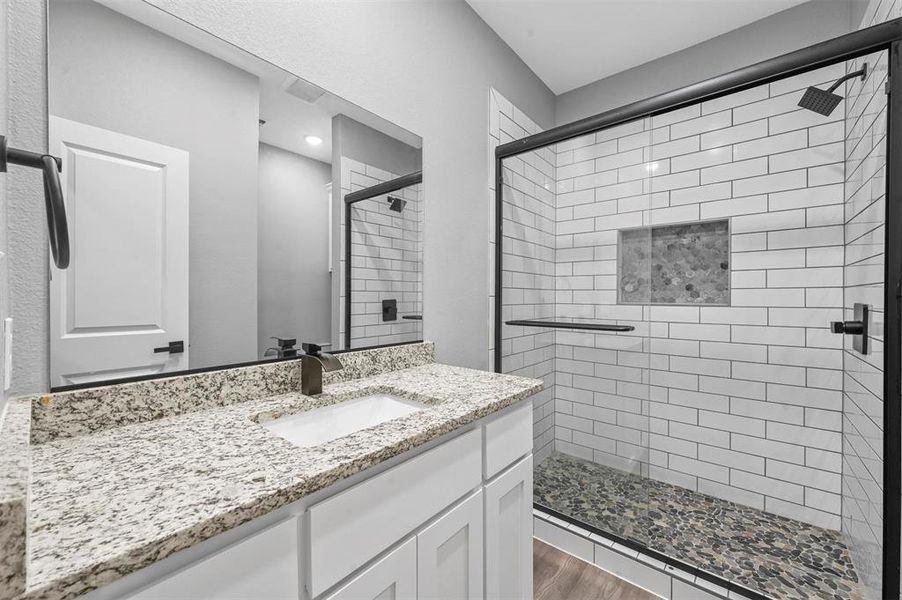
[798,87,843,116]
[387,195,406,212]
[798,62,868,116]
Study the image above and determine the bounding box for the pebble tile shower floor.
[533,452,863,600]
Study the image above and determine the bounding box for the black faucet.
[300,342,343,396]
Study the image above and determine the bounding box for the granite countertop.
[20,363,542,600]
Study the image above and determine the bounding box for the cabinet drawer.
[308,427,482,597]
[126,517,299,599]
[483,402,532,479]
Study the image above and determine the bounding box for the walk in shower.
[495,20,902,600]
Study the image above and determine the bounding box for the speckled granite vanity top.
[2,346,541,600]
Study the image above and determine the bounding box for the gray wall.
[48,0,260,371]
[6,0,47,396]
[0,0,8,412]
[257,143,332,355]
[555,0,861,125]
[333,114,422,177]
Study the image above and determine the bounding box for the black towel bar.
[505,319,635,332]
[0,135,69,269]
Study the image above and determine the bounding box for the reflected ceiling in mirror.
[47,0,423,390]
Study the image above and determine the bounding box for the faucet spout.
[300,342,343,395]
[309,352,343,372]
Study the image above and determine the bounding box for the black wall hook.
[0,135,69,269]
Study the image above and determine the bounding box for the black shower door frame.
[343,170,423,350]
[494,18,902,598]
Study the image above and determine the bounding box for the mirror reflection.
[47,0,423,388]
[344,169,423,350]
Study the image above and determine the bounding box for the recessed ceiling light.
[305,135,323,146]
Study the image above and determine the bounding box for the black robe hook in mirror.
[0,135,69,269]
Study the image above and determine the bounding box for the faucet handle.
[302,342,322,356]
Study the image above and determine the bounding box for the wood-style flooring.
[534,539,657,600]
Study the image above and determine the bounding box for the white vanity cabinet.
[306,428,483,596]
[101,402,533,600]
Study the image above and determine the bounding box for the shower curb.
[533,506,768,600]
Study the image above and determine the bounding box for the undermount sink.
[262,394,427,448]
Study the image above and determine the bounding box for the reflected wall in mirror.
[47,0,423,389]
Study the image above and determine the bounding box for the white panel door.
[484,455,533,600]
[323,538,416,600]
[417,490,484,600]
[49,116,189,386]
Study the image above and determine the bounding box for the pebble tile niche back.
[619,220,730,305]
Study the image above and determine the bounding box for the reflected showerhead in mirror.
[798,62,868,116]
[387,195,407,212]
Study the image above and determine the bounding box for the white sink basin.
[262,394,427,448]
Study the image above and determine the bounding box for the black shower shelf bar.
[402,315,423,320]
[504,319,635,332]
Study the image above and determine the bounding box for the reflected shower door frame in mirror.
[46,0,424,391]
[343,171,423,351]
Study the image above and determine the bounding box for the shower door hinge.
[886,81,891,95]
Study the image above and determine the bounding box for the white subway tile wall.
[339,157,423,349]
[546,61,853,530]
[489,89,556,463]
[842,0,895,597]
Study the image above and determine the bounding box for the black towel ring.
[0,135,69,269]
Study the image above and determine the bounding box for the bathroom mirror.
[47,0,424,389]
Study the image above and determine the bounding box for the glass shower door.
[510,118,654,546]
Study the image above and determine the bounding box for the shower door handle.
[830,321,864,335]
[830,303,869,355]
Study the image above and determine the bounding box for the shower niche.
[618,219,729,305]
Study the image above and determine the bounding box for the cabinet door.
[484,455,533,600]
[323,538,416,600]
[417,490,484,600]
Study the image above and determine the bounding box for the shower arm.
[0,135,70,269]
[826,63,868,93]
